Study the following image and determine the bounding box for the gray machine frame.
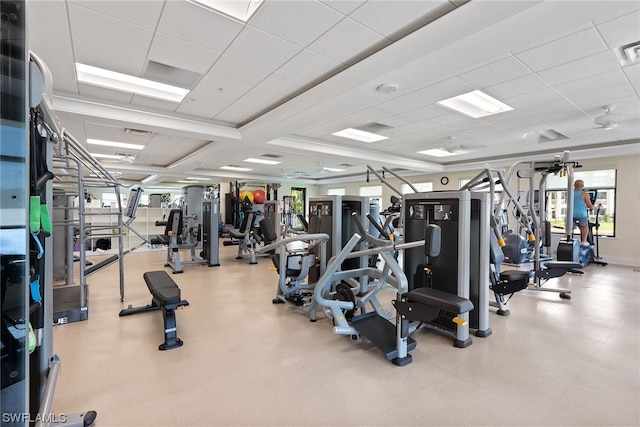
[308,195,370,292]
[403,190,491,346]
[164,185,220,273]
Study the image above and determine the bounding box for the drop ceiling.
[27,0,640,187]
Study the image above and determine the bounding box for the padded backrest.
[489,232,505,265]
[165,209,183,236]
[259,218,278,244]
[424,224,441,257]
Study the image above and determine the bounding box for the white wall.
[318,154,640,267]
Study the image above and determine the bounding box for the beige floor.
[51,243,640,427]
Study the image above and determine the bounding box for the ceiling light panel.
[87,138,144,150]
[332,128,389,143]
[187,0,263,22]
[417,148,458,157]
[243,157,281,165]
[76,63,190,103]
[220,165,252,171]
[437,90,513,118]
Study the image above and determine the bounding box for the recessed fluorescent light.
[187,0,263,22]
[417,148,458,157]
[323,167,345,172]
[76,63,190,103]
[220,166,252,172]
[243,158,281,165]
[141,174,159,183]
[87,139,144,150]
[90,153,125,160]
[332,128,389,143]
[437,90,513,118]
[187,177,208,181]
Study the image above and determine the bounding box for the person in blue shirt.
[573,179,596,247]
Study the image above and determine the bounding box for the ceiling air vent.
[537,129,568,143]
[356,122,394,134]
[261,153,282,158]
[144,60,200,87]
[614,41,640,66]
[125,128,153,137]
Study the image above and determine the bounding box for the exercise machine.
[500,152,584,298]
[258,217,329,315]
[403,190,491,345]
[162,185,220,273]
[313,212,474,366]
[557,190,607,267]
[307,195,370,291]
[1,45,95,425]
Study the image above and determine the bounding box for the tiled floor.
[51,244,640,426]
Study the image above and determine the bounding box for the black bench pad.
[408,287,474,314]
[544,261,583,269]
[144,271,181,305]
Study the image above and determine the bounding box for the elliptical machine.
[557,189,607,268]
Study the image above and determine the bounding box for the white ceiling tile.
[504,87,567,110]
[73,40,146,76]
[406,103,451,121]
[484,74,550,100]
[319,0,366,16]
[225,26,301,70]
[351,105,397,122]
[78,83,134,105]
[516,28,609,72]
[157,1,243,52]
[349,0,456,40]
[255,73,309,97]
[207,56,271,88]
[413,78,475,103]
[555,69,631,100]
[622,64,640,95]
[537,51,621,86]
[68,0,164,30]
[27,0,69,36]
[249,0,344,47]
[28,28,78,94]
[375,113,421,128]
[307,17,388,64]
[456,56,532,89]
[277,50,342,83]
[67,3,154,58]
[568,82,636,107]
[597,9,640,49]
[175,97,232,121]
[214,89,280,124]
[148,33,221,75]
[130,95,180,114]
[377,94,431,114]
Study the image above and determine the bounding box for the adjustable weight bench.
[119,271,189,350]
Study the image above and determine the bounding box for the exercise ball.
[240,190,254,203]
[253,189,266,204]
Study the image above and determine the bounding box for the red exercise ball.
[253,189,266,204]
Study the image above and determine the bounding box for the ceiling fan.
[443,137,486,154]
[593,105,622,130]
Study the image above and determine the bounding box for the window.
[359,185,382,209]
[401,182,432,194]
[327,188,345,196]
[546,169,616,237]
